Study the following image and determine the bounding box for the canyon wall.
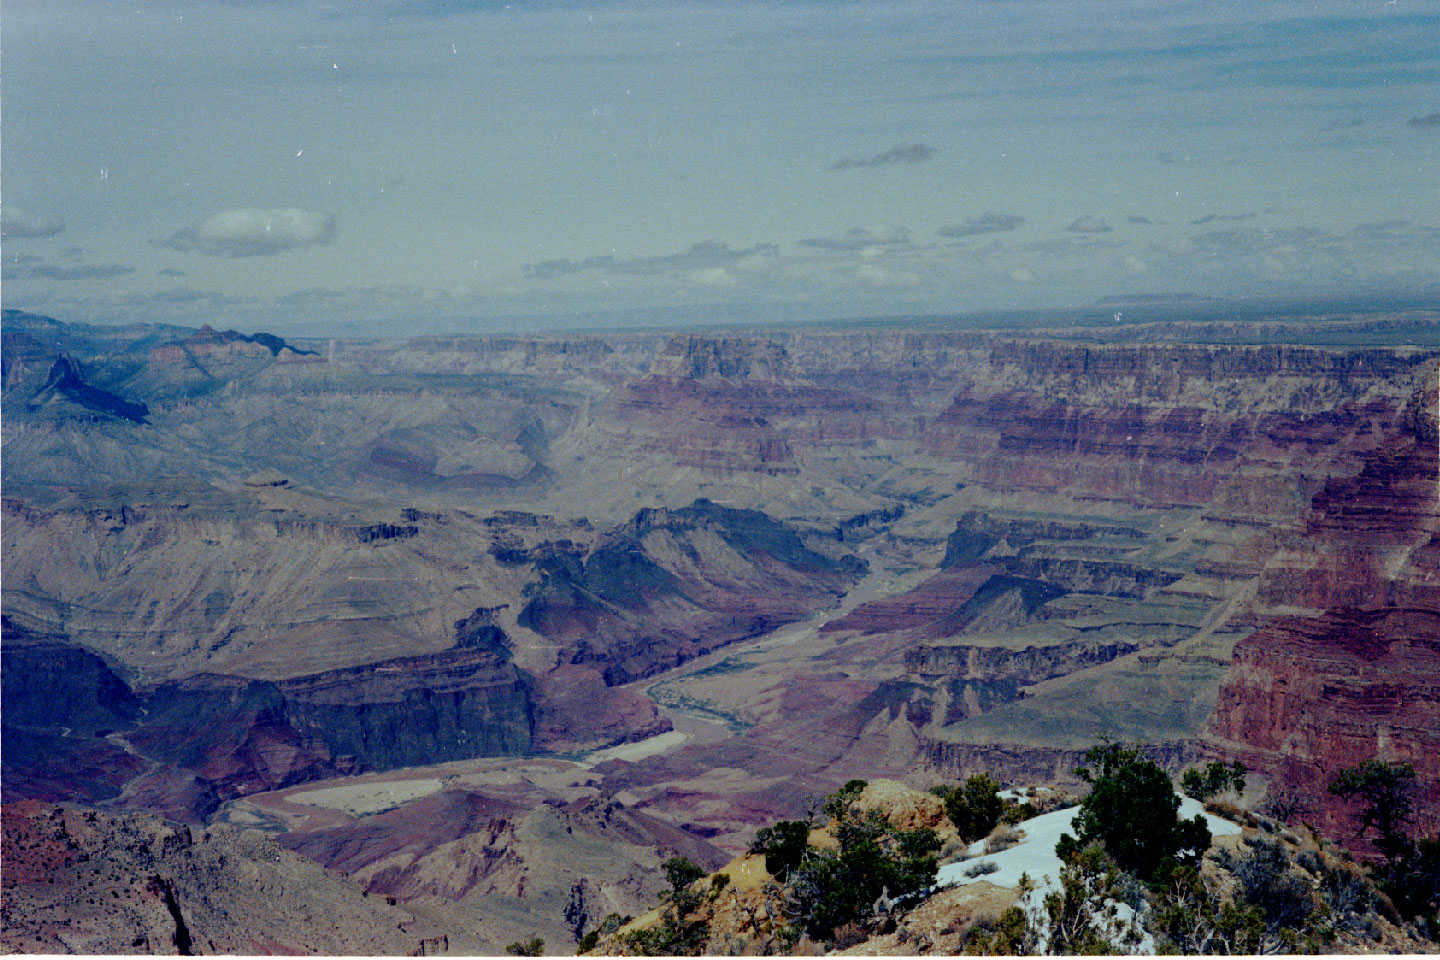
[1205,363,1440,841]
[4,308,1438,856]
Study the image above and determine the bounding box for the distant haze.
[4,0,1438,333]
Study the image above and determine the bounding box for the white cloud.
[799,227,912,252]
[162,208,337,257]
[2,205,65,239]
[689,267,736,287]
[524,240,778,281]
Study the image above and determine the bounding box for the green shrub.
[822,779,868,820]
[578,914,628,954]
[785,787,941,942]
[613,858,711,955]
[942,773,1006,843]
[1330,759,1439,927]
[1001,801,1035,826]
[1329,760,1416,864]
[750,819,810,881]
[1151,864,1265,955]
[1041,843,1144,954]
[1181,761,1246,801]
[1222,835,1315,934]
[662,856,706,896]
[505,936,544,956]
[961,904,1036,955]
[1058,742,1211,882]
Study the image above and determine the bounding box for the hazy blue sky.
[4,0,1438,333]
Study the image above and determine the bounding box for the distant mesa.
[649,334,793,381]
[1093,292,1226,307]
[150,324,322,364]
[27,355,150,424]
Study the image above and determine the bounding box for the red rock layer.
[1209,608,1440,842]
[1207,363,1440,847]
[820,565,997,636]
[925,390,1395,509]
[923,341,1430,511]
[615,377,800,474]
[606,334,929,474]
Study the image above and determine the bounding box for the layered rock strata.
[1206,363,1440,843]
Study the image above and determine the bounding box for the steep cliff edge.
[1,608,544,821]
[1206,361,1440,844]
[148,323,320,365]
[924,341,1429,511]
[6,314,1439,880]
[602,334,923,476]
[126,642,538,817]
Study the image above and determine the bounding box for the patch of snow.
[1178,796,1243,837]
[936,793,1243,896]
[937,804,1080,894]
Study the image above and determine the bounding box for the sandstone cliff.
[1205,361,1440,843]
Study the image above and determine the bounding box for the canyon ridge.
[3,306,1437,954]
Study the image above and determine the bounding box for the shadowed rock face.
[0,621,149,804]
[1,619,140,732]
[130,646,537,808]
[148,324,320,364]
[29,355,150,423]
[519,499,865,685]
[1,609,540,820]
[0,491,858,818]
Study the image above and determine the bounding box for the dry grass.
[983,825,1022,854]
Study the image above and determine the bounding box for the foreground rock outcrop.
[1,800,449,955]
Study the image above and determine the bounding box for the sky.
[3,0,1438,335]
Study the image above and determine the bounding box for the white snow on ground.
[936,804,1080,893]
[935,795,1242,895]
[1179,796,1244,838]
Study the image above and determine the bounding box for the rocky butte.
[1,306,1437,953]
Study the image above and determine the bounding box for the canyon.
[2,305,1437,952]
